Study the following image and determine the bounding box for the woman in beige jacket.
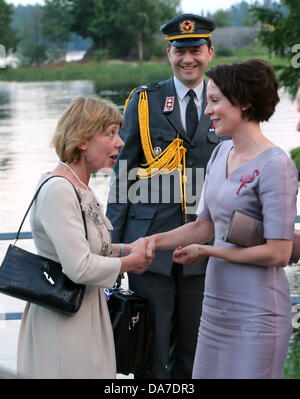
[17,96,153,379]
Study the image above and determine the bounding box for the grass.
[0,60,172,90]
[284,333,300,379]
[0,43,288,91]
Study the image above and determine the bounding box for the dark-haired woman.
[147,60,298,378]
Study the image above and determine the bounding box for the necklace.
[58,161,89,190]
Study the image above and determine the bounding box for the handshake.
[120,237,156,275]
[119,236,207,276]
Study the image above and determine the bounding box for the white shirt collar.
[173,76,204,102]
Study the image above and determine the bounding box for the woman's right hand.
[120,238,154,275]
[173,244,208,266]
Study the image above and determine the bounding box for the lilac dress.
[193,140,298,379]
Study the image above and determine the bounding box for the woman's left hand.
[173,244,208,266]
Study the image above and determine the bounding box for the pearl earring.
[84,150,88,158]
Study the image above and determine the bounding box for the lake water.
[0,80,299,376]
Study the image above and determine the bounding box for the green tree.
[69,0,95,41]
[0,0,18,50]
[117,0,180,60]
[68,0,112,52]
[41,0,73,59]
[69,0,179,60]
[212,10,233,27]
[88,0,122,51]
[17,5,47,65]
[251,0,300,98]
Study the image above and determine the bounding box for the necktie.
[185,89,198,140]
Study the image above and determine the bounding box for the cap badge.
[154,147,162,157]
[163,96,175,113]
[180,20,195,33]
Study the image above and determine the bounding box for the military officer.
[106,13,228,379]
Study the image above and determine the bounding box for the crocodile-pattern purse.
[0,176,86,315]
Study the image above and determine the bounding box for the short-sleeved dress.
[193,140,298,379]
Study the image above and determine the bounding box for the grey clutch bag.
[223,210,266,247]
[223,210,300,265]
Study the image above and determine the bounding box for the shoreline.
[0,56,287,86]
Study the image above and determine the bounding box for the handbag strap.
[14,175,87,244]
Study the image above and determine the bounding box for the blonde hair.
[51,95,123,163]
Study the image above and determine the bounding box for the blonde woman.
[17,96,153,379]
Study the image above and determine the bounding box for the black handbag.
[0,176,86,315]
[106,283,154,376]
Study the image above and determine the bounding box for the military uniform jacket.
[106,77,225,276]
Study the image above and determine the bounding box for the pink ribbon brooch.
[236,169,259,195]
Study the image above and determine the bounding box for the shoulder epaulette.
[123,83,160,114]
[135,83,160,94]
